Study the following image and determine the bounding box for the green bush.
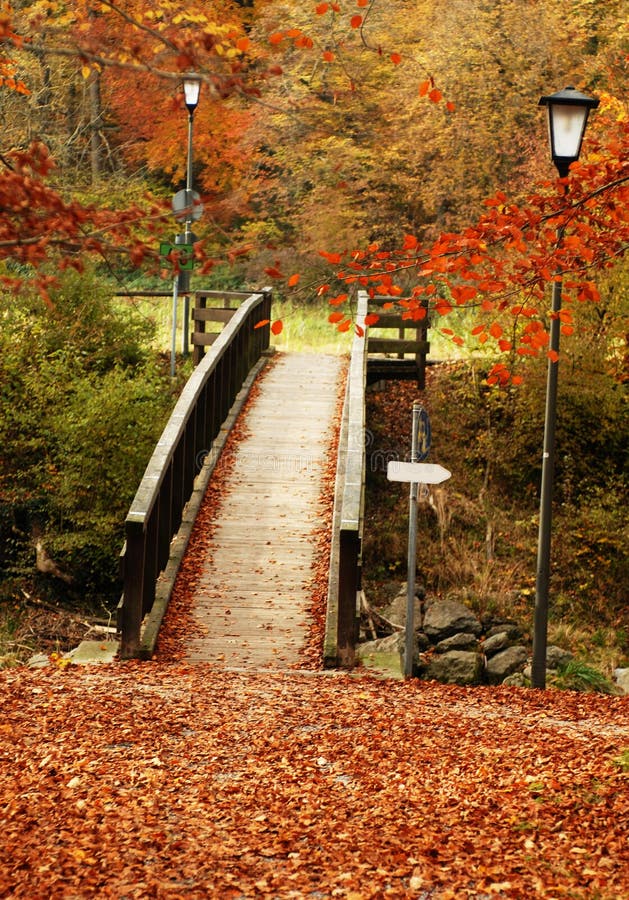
[0,269,174,608]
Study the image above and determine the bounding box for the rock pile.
[358,586,573,687]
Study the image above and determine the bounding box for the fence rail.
[324,292,368,667]
[366,294,430,388]
[118,289,272,658]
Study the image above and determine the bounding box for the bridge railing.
[324,291,368,668]
[118,288,272,658]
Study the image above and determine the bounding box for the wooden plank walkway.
[185,352,344,667]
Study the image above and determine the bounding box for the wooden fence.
[118,289,272,658]
[366,295,430,388]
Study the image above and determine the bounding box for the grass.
[548,659,616,694]
[114,288,462,357]
[547,621,629,681]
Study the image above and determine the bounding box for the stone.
[356,632,404,677]
[382,585,423,629]
[415,632,431,652]
[486,622,522,640]
[435,632,479,654]
[27,652,50,669]
[423,599,482,642]
[546,645,574,670]
[613,668,629,696]
[65,640,119,665]
[502,672,529,688]
[356,632,403,659]
[482,632,511,657]
[425,650,483,686]
[486,646,528,684]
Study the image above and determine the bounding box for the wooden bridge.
[117,290,429,668]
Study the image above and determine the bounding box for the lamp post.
[183,72,201,239]
[170,74,202,376]
[181,74,201,351]
[531,86,599,689]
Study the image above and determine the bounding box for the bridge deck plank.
[182,352,343,668]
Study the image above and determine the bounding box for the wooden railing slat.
[368,338,430,354]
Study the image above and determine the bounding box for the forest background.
[0,0,626,678]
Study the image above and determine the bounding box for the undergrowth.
[363,360,628,682]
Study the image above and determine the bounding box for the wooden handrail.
[324,292,368,668]
[118,288,272,658]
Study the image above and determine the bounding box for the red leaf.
[319,250,343,264]
[429,88,442,103]
[315,2,328,13]
[287,273,300,287]
[264,266,284,279]
[418,80,430,97]
[271,320,283,335]
[254,319,270,330]
[350,15,363,28]
[337,318,352,332]
[269,32,284,45]
[390,53,402,65]
[322,50,335,62]
[364,313,380,326]
[328,311,344,323]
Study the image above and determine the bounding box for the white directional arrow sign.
[387,461,452,484]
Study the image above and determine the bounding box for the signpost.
[172,188,203,222]
[387,461,451,484]
[387,403,452,677]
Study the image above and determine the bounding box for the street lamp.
[531,86,599,689]
[181,72,201,250]
[539,86,600,178]
[171,74,202,375]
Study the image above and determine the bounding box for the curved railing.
[118,289,272,658]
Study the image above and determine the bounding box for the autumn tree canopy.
[0,0,627,366]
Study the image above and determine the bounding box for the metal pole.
[531,270,563,688]
[182,110,194,357]
[404,401,422,677]
[186,111,194,195]
[170,275,179,379]
[182,292,190,355]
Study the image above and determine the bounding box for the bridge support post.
[120,522,145,659]
[337,529,360,667]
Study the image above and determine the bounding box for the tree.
[0,0,626,369]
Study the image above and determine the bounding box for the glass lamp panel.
[549,104,588,160]
[183,78,201,109]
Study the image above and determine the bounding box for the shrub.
[0,270,174,608]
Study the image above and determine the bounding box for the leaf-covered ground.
[1,663,627,899]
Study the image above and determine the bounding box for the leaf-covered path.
[1,662,627,899]
[181,352,343,668]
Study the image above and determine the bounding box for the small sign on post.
[386,403,452,678]
[387,461,451,484]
